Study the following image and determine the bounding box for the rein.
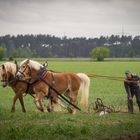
[87,73,139,83]
[18,64,32,78]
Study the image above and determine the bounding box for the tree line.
[0,34,140,59]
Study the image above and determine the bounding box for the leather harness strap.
[25,82,30,93]
[24,68,54,99]
[47,72,55,99]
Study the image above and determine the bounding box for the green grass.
[0,60,140,140]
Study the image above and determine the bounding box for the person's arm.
[134,75,140,83]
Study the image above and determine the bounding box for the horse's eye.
[22,66,25,68]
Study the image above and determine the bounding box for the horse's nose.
[16,73,19,78]
[2,83,7,87]
[16,73,23,79]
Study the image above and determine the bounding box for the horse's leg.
[11,95,17,112]
[53,98,62,112]
[11,92,22,112]
[18,95,26,113]
[67,90,78,114]
[34,92,44,112]
[47,98,53,112]
[51,95,62,112]
[46,90,61,112]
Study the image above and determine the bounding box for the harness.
[26,68,55,99]
[47,73,55,99]
[25,82,30,93]
[26,68,81,111]
[16,63,81,111]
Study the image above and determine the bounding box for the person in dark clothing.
[124,70,140,113]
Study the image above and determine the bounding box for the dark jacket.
[125,74,140,89]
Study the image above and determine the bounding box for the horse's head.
[0,62,17,87]
[16,59,31,80]
[16,59,43,80]
[0,64,8,87]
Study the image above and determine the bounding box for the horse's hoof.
[36,108,44,112]
[22,110,26,113]
[40,108,44,112]
[47,108,53,112]
[67,107,73,114]
[11,109,15,113]
[72,110,76,115]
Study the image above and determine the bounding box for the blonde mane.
[0,62,17,77]
[20,59,43,70]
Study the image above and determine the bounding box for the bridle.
[1,73,8,84]
[1,62,19,86]
[17,64,32,80]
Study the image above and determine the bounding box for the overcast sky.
[0,0,140,37]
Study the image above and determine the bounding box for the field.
[0,60,140,140]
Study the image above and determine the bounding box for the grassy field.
[0,60,140,140]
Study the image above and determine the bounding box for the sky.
[0,0,140,38]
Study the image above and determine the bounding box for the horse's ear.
[14,60,17,65]
[45,61,48,67]
[27,59,30,63]
[14,60,19,70]
[43,61,48,67]
[25,59,30,64]
[2,64,5,70]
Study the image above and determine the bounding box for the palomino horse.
[0,62,36,112]
[16,59,90,114]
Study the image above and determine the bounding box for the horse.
[0,62,36,112]
[16,59,90,114]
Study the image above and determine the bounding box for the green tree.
[12,47,36,58]
[0,46,6,60]
[90,47,110,61]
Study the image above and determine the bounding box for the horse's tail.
[77,73,90,106]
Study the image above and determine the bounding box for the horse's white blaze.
[77,73,90,106]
